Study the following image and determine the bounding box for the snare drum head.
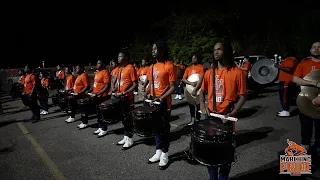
[101,98,120,106]
[134,105,157,114]
[193,118,231,135]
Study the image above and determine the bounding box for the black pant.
[300,113,320,148]
[69,96,88,124]
[21,94,29,106]
[25,94,40,120]
[189,104,201,120]
[150,96,171,153]
[121,96,134,138]
[278,81,295,111]
[96,96,110,131]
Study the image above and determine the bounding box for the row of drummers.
[50,55,233,171]
[50,55,181,170]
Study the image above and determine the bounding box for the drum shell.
[191,135,234,166]
[132,106,162,137]
[99,98,122,123]
[77,97,96,115]
[190,118,234,166]
[59,97,70,112]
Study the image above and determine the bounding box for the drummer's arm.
[160,81,175,100]
[182,77,193,86]
[292,76,318,87]
[123,80,137,95]
[143,79,149,89]
[194,76,203,92]
[97,83,110,96]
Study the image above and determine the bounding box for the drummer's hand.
[274,63,280,68]
[223,110,237,123]
[151,98,162,105]
[115,92,123,97]
[312,96,320,107]
[191,89,197,96]
[200,106,210,116]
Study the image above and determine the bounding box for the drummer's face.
[152,44,158,58]
[96,60,103,70]
[192,55,198,64]
[310,42,320,56]
[118,53,126,64]
[213,43,224,61]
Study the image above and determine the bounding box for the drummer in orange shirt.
[55,64,65,90]
[110,60,120,92]
[200,41,247,179]
[182,52,204,125]
[292,42,320,152]
[18,69,29,109]
[65,65,91,129]
[64,66,76,92]
[114,48,138,150]
[145,41,177,170]
[239,56,251,78]
[89,60,111,137]
[274,57,298,117]
[39,72,50,115]
[24,65,41,123]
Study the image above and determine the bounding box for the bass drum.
[190,118,235,166]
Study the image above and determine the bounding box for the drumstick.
[198,111,238,122]
[145,99,161,105]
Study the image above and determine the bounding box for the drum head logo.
[279,139,312,176]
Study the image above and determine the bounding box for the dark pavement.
[0,86,319,180]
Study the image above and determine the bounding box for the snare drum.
[132,105,161,137]
[99,98,122,124]
[77,97,96,115]
[190,118,234,166]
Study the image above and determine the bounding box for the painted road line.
[17,122,67,180]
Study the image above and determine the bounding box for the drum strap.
[118,68,122,91]
[151,65,156,97]
[212,68,217,112]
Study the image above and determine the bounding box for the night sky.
[11,1,319,69]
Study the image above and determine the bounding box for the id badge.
[93,82,97,88]
[216,96,224,103]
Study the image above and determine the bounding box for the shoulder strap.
[118,67,122,91]
[151,64,156,97]
[212,68,217,112]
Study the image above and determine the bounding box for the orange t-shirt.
[73,72,90,94]
[241,61,251,77]
[56,70,65,80]
[278,57,298,82]
[293,58,320,78]
[41,78,49,87]
[24,73,36,95]
[201,67,246,113]
[138,66,149,76]
[183,64,205,78]
[65,75,76,90]
[111,67,120,77]
[117,64,138,104]
[93,69,111,97]
[19,76,25,85]
[147,61,177,109]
